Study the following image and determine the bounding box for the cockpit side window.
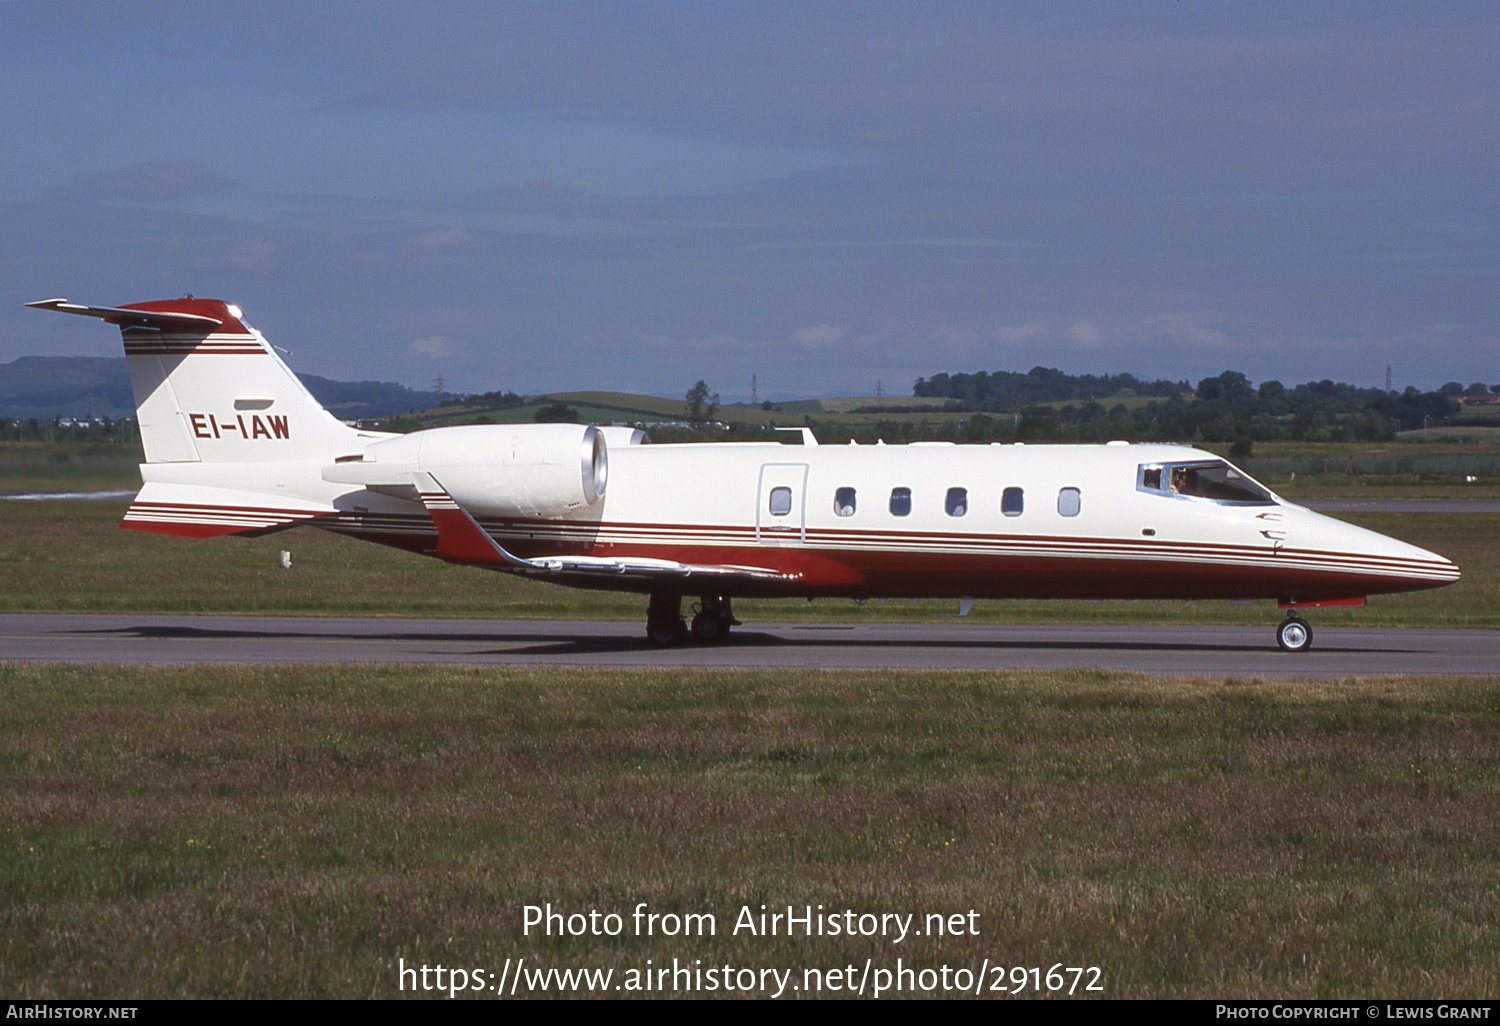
[1138,460,1275,505]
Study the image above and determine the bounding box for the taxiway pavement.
[0,614,1494,679]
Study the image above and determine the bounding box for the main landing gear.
[646,593,740,646]
[1276,612,1313,653]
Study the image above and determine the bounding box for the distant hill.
[297,374,445,420]
[0,357,137,420]
[0,357,445,420]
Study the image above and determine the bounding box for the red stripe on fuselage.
[320,521,1445,601]
[134,503,1451,601]
[559,541,1440,601]
[472,518,1454,580]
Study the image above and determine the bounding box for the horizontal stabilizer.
[122,482,335,538]
[27,299,223,332]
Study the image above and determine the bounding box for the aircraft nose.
[1374,527,1460,584]
[1426,548,1462,584]
[1401,542,1461,584]
[1297,508,1460,589]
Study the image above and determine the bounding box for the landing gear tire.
[646,593,687,646]
[1277,616,1313,653]
[649,620,687,647]
[690,595,738,644]
[691,611,732,643]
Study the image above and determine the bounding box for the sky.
[1,1,1495,401]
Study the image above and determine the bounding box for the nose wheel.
[1276,614,1313,653]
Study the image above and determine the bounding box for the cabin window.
[834,487,856,517]
[889,487,912,517]
[945,487,968,517]
[768,486,793,517]
[1001,487,1024,517]
[1057,487,1081,517]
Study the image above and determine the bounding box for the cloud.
[409,336,462,359]
[5,6,1492,398]
[72,161,234,202]
[1137,313,1232,349]
[1065,320,1107,346]
[995,323,1047,345]
[793,324,847,347]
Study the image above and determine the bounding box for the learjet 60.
[29,296,1460,651]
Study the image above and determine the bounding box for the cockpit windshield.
[1137,460,1276,505]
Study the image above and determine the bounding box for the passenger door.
[755,463,808,544]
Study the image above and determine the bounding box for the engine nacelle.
[331,423,607,518]
[596,425,650,447]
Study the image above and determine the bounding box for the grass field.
[0,500,1493,628]
[0,442,141,494]
[2,665,1496,999]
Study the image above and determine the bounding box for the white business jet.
[29,297,1460,652]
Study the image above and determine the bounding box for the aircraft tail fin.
[27,297,360,465]
[28,297,368,537]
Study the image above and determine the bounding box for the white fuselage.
[305,438,1457,604]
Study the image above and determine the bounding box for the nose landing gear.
[1276,613,1313,653]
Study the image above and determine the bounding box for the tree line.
[914,367,1186,408]
[910,368,1468,446]
[0,416,137,444]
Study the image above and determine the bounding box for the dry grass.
[2,664,1497,999]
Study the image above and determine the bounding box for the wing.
[413,472,793,584]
